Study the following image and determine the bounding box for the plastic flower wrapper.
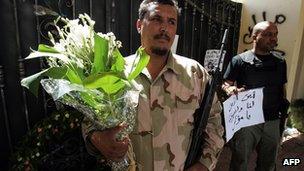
[21,14,149,170]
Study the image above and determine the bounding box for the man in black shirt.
[222,21,287,171]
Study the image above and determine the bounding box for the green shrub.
[289,99,304,132]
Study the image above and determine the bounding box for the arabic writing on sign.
[223,88,265,142]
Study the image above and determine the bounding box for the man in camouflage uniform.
[82,0,224,170]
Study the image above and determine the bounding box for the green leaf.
[25,51,70,64]
[38,44,59,53]
[66,68,82,84]
[21,67,67,96]
[65,63,84,84]
[92,33,108,74]
[111,48,125,72]
[105,79,126,94]
[83,73,126,95]
[79,92,102,109]
[25,50,84,84]
[127,47,150,80]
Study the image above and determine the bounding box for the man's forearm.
[199,96,224,170]
[82,117,100,156]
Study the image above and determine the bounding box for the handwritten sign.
[203,49,226,72]
[223,88,265,142]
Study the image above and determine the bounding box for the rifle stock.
[184,29,228,169]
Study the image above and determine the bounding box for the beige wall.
[235,0,304,100]
[288,2,304,100]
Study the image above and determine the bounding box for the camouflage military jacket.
[83,52,224,171]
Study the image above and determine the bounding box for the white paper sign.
[204,49,226,72]
[223,88,265,142]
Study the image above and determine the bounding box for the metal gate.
[0,0,242,170]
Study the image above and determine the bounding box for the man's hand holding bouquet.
[21,14,149,170]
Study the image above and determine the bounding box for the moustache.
[154,34,170,41]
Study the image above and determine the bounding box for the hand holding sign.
[223,88,265,142]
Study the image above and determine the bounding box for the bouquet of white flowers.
[21,14,149,170]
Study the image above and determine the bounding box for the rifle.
[184,29,229,170]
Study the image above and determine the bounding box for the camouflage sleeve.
[198,93,225,170]
[193,62,225,170]
[81,117,101,156]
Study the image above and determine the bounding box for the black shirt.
[224,51,287,120]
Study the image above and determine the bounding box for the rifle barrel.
[184,29,228,169]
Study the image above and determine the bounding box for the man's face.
[255,24,278,52]
[137,3,177,57]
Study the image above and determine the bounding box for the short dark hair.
[138,0,179,20]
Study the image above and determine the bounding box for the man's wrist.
[85,130,102,156]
